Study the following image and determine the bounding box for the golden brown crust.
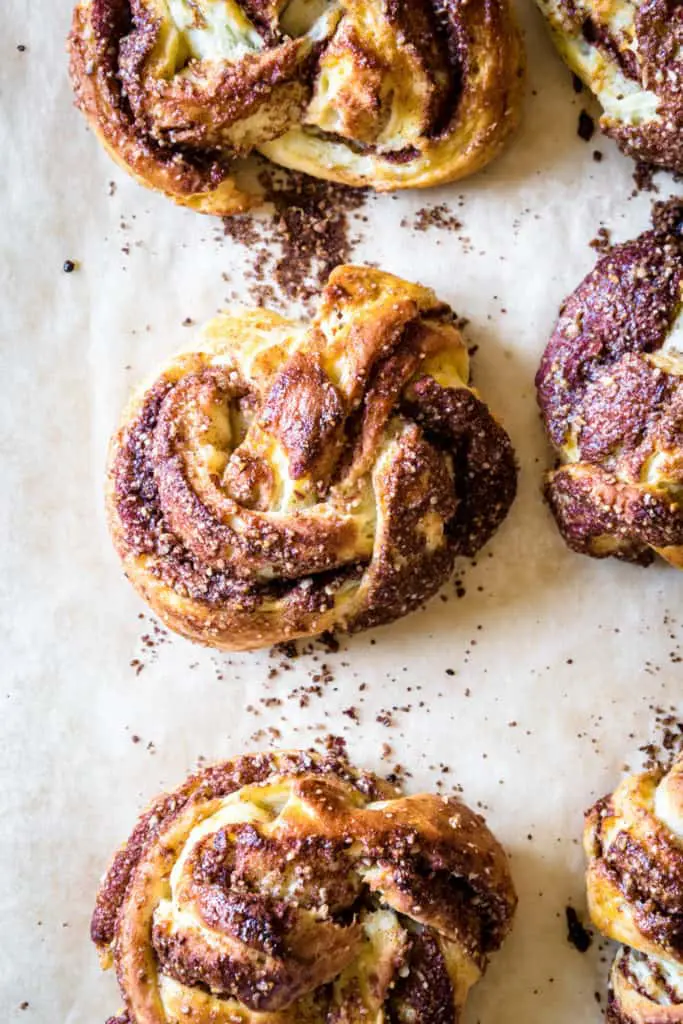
[106,265,516,651]
[92,748,517,1024]
[69,1,253,214]
[585,758,683,1022]
[536,0,683,173]
[536,199,683,569]
[606,947,683,1024]
[68,0,524,212]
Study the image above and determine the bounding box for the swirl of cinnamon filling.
[106,265,516,650]
[68,0,524,214]
[536,199,683,569]
[585,756,683,1023]
[536,0,683,173]
[91,749,517,1024]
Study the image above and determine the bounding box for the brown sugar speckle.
[223,165,367,311]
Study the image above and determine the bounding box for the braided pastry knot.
[92,750,517,1024]
[585,757,683,1022]
[107,265,516,650]
[536,0,683,173]
[536,199,683,568]
[68,0,524,214]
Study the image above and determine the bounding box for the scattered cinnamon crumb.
[323,734,348,759]
[402,203,462,233]
[633,161,657,193]
[640,705,683,771]
[577,110,595,142]
[565,906,592,952]
[223,165,366,311]
[589,227,611,253]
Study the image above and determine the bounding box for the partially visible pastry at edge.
[536,199,683,568]
[92,748,517,1024]
[584,756,683,1022]
[535,0,682,173]
[68,0,524,214]
[107,265,517,651]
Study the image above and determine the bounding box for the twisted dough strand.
[68,0,524,212]
[107,265,516,650]
[536,0,683,173]
[536,200,683,568]
[585,757,683,1022]
[93,750,517,1024]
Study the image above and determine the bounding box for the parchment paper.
[2,2,682,1021]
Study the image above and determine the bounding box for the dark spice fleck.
[318,631,340,654]
[565,906,592,952]
[577,110,595,142]
[63,259,76,273]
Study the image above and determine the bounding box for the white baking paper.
[1,2,682,1022]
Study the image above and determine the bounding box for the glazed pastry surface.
[69,0,524,213]
[537,200,683,568]
[107,264,516,650]
[536,0,683,173]
[93,749,517,1024]
[585,756,683,1022]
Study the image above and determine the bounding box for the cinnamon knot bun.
[68,0,524,214]
[536,0,683,173]
[584,756,683,1022]
[107,265,517,650]
[536,199,683,568]
[92,749,517,1024]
